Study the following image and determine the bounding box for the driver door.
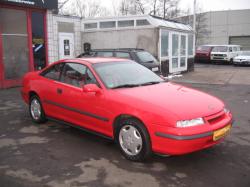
[55,62,111,136]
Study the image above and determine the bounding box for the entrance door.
[169,32,188,73]
[59,33,74,60]
[0,8,30,88]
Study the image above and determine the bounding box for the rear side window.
[115,52,131,59]
[136,51,158,63]
[41,63,64,80]
[96,51,113,57]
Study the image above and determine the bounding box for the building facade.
[0,1,193,88]
[81,15,194,76]
[177,9,250,50]
[0,0,58,88]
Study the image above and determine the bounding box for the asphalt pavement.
[0,65,250,187]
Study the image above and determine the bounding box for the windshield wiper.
[112,81,165,89]
[112,84,141,89]
[139,81,163,86]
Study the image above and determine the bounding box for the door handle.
[57,88,63,94]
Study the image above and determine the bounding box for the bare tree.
[59,0,109,18]
[148,0,180,18]
[119,0,146,15]
[177,6,210,45]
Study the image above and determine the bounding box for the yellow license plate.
[213,124,231,141]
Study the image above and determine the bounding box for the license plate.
[213,124,231,141]
[152,67,159,72]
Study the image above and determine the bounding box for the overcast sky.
[179,0,250,12]
[100,0,250,14]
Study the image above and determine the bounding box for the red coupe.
[21,58,233,161]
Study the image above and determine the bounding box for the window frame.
[59,62,101,88]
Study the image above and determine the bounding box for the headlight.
[223,54,227,57]
[176,118,205,128]
[224,107,230,113]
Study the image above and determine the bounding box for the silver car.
[233,51,250,66]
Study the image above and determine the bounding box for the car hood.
[234,55,250,60]
[113,82,224,120]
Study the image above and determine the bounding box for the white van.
[210,45,241,63]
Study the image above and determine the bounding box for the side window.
[229,47,233,52]
[61,63,87,87]
[96,51,113,57]
[60,63,98,88]
[115,52,131,59]
[41,63,64,80]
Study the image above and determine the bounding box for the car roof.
[90,48,145,52]
[62,57,132,64]
[212,45,241,47]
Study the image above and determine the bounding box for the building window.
[161,30,169,57]
[31,12,46,70]
[0,8,29,80]
[188,34,194,56]
[100,21,116,29]
[180,35,186,56]
[136,19,150,26]
[118,20,134,27]
[84,22,97,30]
[172,34,179,56]
[64,40,70,56]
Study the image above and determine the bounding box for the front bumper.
[211,57,229,62]
[150,113,233,155]
[233,60,250,65]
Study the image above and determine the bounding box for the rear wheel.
[115,118,152,162]
[29,95,47,124]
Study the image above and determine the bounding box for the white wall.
[46,12,81,63]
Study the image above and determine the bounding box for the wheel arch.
[112,114,150,138]
[29,91,39,102]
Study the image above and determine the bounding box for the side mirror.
[82,84,101,93]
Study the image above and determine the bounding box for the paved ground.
[0,64,250,187]
[173,63,250,85]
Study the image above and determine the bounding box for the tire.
[230,59,233,65]
[29,95,47,124]
[115,118,152,162]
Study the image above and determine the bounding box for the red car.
[195,45,215,63]
[21,58,233,161]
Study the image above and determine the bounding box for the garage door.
[229,36,250,50]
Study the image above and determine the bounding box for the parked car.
[77,48,160,74]
[195,45,215,63]
[233,51,250,66]
[21,58,233,161]
[210,45,241,64]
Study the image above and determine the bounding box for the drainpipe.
[193,0,196,48]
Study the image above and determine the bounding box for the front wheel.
[29,95,47,124]
[116,118,152,162]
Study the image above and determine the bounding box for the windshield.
[93,61,164,89]
[212,46,228,52]
[197,46,212,51]
[136,51,158,63]
[240,51,250,56]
